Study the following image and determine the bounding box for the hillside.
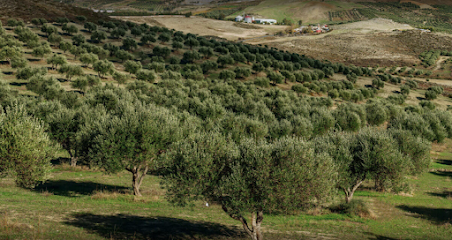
[0,0,111,23]
[1,16,452,240]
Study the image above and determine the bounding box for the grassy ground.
[1,141,452,239]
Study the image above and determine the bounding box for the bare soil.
[113,16,286,41]
[248,19,452,67]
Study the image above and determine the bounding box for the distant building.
[255,19,277,25]
[235,16,243,22]
[244,15,252,23]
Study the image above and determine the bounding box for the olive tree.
[46,108,83,167]
[93,60,115,78]
[47,54,67,70]
[0,104,57,188]
[124,60,142,75]
[162,134,337,240]
[79,102,182,196]
[79,53,99,68]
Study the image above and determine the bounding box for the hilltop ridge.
[0,0,110,23]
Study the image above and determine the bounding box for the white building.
[235,16,243,22]
[244,15,253,23]
[255,19,277,25]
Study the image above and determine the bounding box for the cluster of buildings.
[311,24,330,33]
[91,9,115,13]
[235,15,277,25]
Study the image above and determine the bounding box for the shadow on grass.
[397,205,452,224]
[34,180,129,197]
[364,232,402,240]
[430,171,452,178]
[437,159,452,166]
[9,82,27,87]
[416,96,426,101]
[427,191,452,199]
[64,213,246,240]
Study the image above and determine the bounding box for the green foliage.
[136,69,157,83]
[93,60,115,78]
[71,75,101,92]
[72,34,86,46]
[27,75,64,100]
[91,31,107,43]
[112,71,129,85]
[124,60,142,75]
[80,101,182,196]
[162,133,337,238]
[59,64,84,81]
[0,104,56,188]
[219,70,236,80]
[16,66,47,80]
[79,53,98,68]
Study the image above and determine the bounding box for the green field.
[1,145,452,239]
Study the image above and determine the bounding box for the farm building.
[235,15,243,22]
[255,19,277,25]
[244,15,252,23]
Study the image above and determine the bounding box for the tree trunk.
[343,180,363,203]
[129,165,149,197]
[67,150,77,167]
[222,206,264,240]
[70,157,78,167]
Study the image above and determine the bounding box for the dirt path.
[434,56,450,71]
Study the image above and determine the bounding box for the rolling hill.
[0,0,111,23]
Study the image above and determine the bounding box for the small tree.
[116,49,134,62]
[48,33,63,47]
[267,71,284,85]
[59,64,84,81]
[32,43,52,59]
[110,28,126,39]
[158,33,171,44]
[62,24,78,36]
[69,45,88,60]
[217,55,235,68]
[47,54,68,70]
[219,70,236,80]
[122,38,138,51]
[46,107,83,167]
[93,60,115,78]
[0,104,56,188]
[59,41,72,53]
[140,34,156,47]
[57,17,70,26]
[11,57,28,69]
[0,46,23,65]
[372,78,384,89]
[135,69,157,83]
[72,34,86,46]
[112,71,129,86]
[84,22,97,33]
[182,50,201,64]
[76,16,87,22]
[130,27,143,37]
[91,31,107,43]
[124,60,142,75]
[79,53,99,68]
[41,24,58,37]
[184,37,199,50]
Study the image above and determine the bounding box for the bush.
[254,77,270,88]
[330,200,372,218]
